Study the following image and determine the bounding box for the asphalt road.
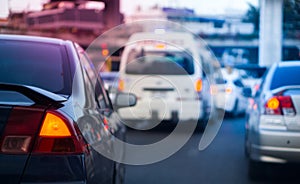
[124,116,300,184]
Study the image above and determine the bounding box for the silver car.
[245,61,300,180]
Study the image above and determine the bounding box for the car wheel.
[196,101,211,132]
[230,100,239,117]
[114,162,125,184]
[196,119,207,132]
[244,132,250,157]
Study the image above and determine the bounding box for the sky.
[0,0,258,18]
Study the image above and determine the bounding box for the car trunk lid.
[271,86,300,130]
[0,83,66,182]
[122,75,199,101]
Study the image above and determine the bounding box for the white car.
[236,65,267,96]
[118,31,205,129]
[214,67,248,116]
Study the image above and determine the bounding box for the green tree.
[243,0,300,38]
[243,3,260,33]
[283,0,300,37]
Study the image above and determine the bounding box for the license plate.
[285,118,300,130]
[152,91,167,98]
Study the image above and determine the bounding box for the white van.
[118,31,205,127]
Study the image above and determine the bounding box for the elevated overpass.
[3,0,123,47]
[1,0,296,67]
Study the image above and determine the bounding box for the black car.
[0,34,136,184]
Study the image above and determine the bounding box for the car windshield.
[0,40,71,95]
[125,50,194,75]
[239,69,265,79]
[270,66,300,90]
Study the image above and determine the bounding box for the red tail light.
[254,84,260,92]
[33,110,85,154]
[0,108,86,155]
[101,43,109,57]
[0,107,44,154]
[265,96,296,116]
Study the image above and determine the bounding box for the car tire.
[196,101,210,132]
[244,136,250,157]
[114,162,125,184]
[230,100,239,117]
[196,119,207,132]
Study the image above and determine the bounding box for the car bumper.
[21,182,85,184]
[250,129,300,163]
[20,155,87,183]
[214,93,235,112]
[118,99,203,121]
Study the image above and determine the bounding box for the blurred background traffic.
[1,0,300,183]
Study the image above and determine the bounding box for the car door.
[97,75,126,160]
[233,78,248,111]
[79,50,118,183]
[248,73,268,132]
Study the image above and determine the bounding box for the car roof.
[128,32,196,49]
[0,34,70,45]
[221,68,240,79]
[278,61,300,67]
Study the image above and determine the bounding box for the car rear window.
[234,79,244,88]
[0,40,71,95]
[270,66,300,90]
[125,50,195,75]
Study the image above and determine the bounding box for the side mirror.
[114,92,137,109]
[242,87,252,98]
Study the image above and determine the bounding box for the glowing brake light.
[266,97,280,110]
[195,79,202,92]
[39,113,71,137]
[155,44,166,49]
[254,84,260,92]
[118,79,125,91]
[34,111,86,154]
[265,96,296,116]
[0,108,86,154]
[100,43,109,57]
[101,49,109,57]
[225,86,233,94]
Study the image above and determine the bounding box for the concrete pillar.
[103,0,123,29]
[259,0,283,67]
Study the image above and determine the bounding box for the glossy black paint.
[0,35,126,184]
